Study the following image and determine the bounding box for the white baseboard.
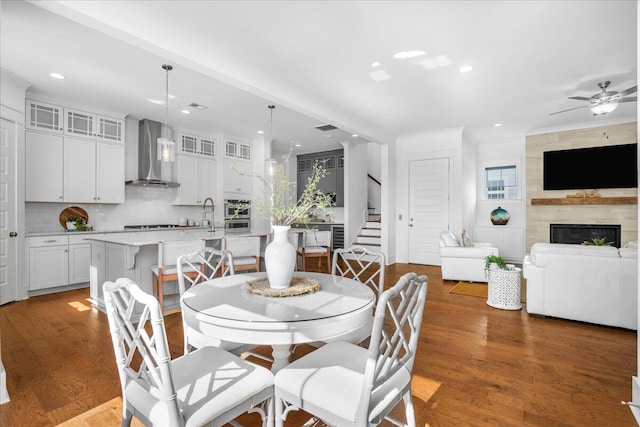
[0,360,9,405]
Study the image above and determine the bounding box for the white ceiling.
[1,0,637,155]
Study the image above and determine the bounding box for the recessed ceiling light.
[49,72,65,79]
[393,50,427,59]
[181,109,191,114]
[369,69,391,82]
[371,61,381,67]
[295,144,301,147]
[494,123,503,127]
[352,134,359,138]
[257,130,264,134]
[326,134,333,138]
[459,65,473,73]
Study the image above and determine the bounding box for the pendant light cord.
[163,64,173,137]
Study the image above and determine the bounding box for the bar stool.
[151,239,205,315]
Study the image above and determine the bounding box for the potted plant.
[66,216,89,232]
[582,237,613,246]
[230,152,334,288]
[484,254,507,273]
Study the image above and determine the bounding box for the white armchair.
[439,230,499,283]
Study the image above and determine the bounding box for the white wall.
[394,128,464,263]
[474,138,526,230]
[344,141,368,245]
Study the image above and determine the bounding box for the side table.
[487,267,522,310]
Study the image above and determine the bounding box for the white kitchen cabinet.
[28,236,69,290]
[25,131,64,202]
[29,234,94,291]
[26,99,63,133]
[223,159,252,195]
[225,140,251,160]
[96,115,124,143]
[64,107,96,138]
[96,142,125,203]
[63,138,125,204]
[68,235,91,284]
[173,155,217,205]
[177,131,216,157]
[64,137,97,203]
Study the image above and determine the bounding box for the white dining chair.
[177,247,273,363]
[330,245,386,346]
[292,245,386,355]
[151,239,205,315]
[103,277,274,427]
[274,272,428,427]
[223,235,262,273]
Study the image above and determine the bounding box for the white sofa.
[439,231,499,283]
[523,243,637,330]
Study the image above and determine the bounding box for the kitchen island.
[86,227,271,313]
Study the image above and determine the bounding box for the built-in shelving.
[531,197,637,205]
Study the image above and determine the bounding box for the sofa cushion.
[619,247,638,259]
[530,243,619,266]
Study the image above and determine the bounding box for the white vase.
[265,225,296,289]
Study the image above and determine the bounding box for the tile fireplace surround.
[525,121,638,252]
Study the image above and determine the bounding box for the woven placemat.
[245,276,320,297]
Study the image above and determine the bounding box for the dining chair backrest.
[176,247,235,296]
[103,277,183,424]
[332,245,386,299]
[359,272,428,424]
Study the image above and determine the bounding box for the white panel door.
[0,118,17,304]
[408,157,450,265]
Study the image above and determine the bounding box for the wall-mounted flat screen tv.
[543,143,638,190]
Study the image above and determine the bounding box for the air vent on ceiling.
[314,124,338,132]
[188,103,208,110]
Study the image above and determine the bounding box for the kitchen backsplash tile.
[26,187,206,233]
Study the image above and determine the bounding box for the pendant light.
[158,64,175,162]
[265,104,277,176]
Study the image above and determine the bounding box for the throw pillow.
[460,229,473,247]
[440,232,460,247]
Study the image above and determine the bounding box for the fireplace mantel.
[531,196,637,205]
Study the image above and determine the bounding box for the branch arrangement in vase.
[229,152,334,227]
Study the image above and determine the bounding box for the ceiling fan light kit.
[590,101,618,116]
[550,80,637,117]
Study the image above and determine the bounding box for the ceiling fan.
[549,81,637,116]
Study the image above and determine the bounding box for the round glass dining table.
[181,271,375,372]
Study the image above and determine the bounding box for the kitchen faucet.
[202,197,215,232]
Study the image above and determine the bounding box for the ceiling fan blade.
[567,96,592,101]
[619,96,637,103]
[549,105,589,115]
[619,85,637,97]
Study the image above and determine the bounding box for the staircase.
[353,221,382,252]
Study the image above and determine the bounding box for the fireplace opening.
[550,224,621,248]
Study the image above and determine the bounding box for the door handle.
[408,224,413,227]
[9,232,17,237]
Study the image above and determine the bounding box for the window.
[485,165,517,200]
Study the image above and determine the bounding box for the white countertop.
[83,227,271,246]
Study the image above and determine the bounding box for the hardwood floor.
[0,263,636,426]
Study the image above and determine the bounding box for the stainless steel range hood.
[125,119,180,188]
